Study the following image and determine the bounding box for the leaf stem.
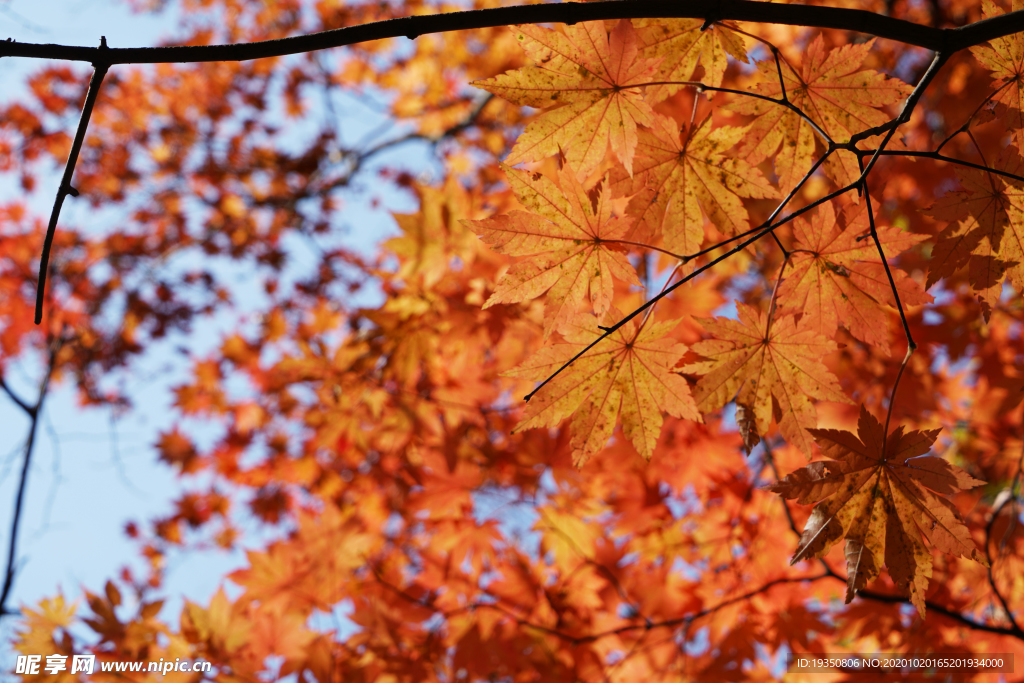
[882,344,914,453]
[603,239,687,261]
[764,252,792,340]
[637,262,684,336]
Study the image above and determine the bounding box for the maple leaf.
[506,310,700,465]
[474,19,660,176]
[970,0,1024,146]
[777,201,931,352]
[729,35,911,192]
[927,148,1024,319]
[611,114,777,254]
[467,162,640,337]
[633,19,748,101]
[768,406,987,616]
[686,303,850,456]
[182,589,252,656]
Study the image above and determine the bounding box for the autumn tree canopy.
[4,0,1024,679]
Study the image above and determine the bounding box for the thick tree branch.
[1,1,1024,65]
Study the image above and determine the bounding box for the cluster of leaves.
[3,0,1024,680]
[468,13,989,609]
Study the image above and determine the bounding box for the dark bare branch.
[35,56,109,325]
[0,377,32,416]
[0,336,63,619]
[0,1,1022,66]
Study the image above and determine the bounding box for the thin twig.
[984,486,1024,634]
[769,447,1024,640]
[982,438,1024,633]
[35,52,110,325]
[861,184,916,351]
[817,559,1024,639]
[645,79,834,146]
[864,150,1024,184]
[0,335,63,618]
[853,50,948,182]
[935,80,1011,153]
[0,377,32,416]
[438,572,829,645]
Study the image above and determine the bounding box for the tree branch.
[817,560,1024,640]
[859,149,1024,184]
[984,456,1024,635]
[35,55,109,325]
[862,187,916,352]
[0,335,63,619]
[1,0,1023,65]
[0,376,32,416]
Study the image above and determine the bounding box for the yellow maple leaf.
[611,114,777,254]
[467,162,640,337]
[686,303,851,457]
[634,19,749,101]
[475,19,661,176]
[506,310,700,465]
[778,201,931,352]
[728,35,911,192]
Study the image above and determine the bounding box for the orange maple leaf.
[611,114,777,254]
[467,163,640,337]
[475,19,660,176]
[927,149,1024,319]
[506,311,700,465]
[729,35,911,191]
[634,19,748,101]
[970,0,1024,146]
[778,201,931,352]
[686,303,850,456]
[768,406,987,616]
